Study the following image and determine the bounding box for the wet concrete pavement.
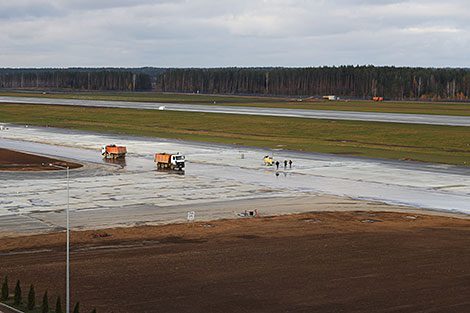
[0,123,469,236]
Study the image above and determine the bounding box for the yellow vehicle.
[264,155,275,166]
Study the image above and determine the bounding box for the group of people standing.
[275,159,292,169]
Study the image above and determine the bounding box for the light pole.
[44,163,70,313]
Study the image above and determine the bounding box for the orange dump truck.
[102,145,127,159]
[154,153,185,170]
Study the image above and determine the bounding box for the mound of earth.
[0,148,82,171]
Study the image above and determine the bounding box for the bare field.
[1,211,469,313]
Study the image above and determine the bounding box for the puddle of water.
[360,219,383,223]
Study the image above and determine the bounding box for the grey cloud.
[61,0,178,10]
[0,0,469,67]
[0,2,62,19]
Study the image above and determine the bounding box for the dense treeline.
[0,67,166,81]
[3,66,470,99]
[155,66,470,100]
[0,71,152,91]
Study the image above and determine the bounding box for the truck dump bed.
[107,146,127,154]
[155,154,171,164]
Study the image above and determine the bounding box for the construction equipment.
[155,153,185,170]
[102,145,127,159]
[264,155,275,166]
[373,96,384,102]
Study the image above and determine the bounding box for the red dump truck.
[102,145,127,159]
[154,153,185,170]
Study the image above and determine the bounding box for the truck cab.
[172,154,185,169]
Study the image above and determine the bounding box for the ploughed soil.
[0,211,469,313]
[0,148,82,171]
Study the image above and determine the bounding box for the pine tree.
[55,295,62,313]
[13,280,21,305]
[73,301,80,313]
[41,290,49,313]
[1,276,8,300]
[27,284,35,310]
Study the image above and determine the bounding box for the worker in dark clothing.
[284,160,288,168]
[275,161,279,169]
[289,160,292,168]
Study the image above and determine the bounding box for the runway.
[1,96,470,126]
[0,123,469,237]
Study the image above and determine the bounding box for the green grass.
[2,91,470,116]
[1,102,470,166]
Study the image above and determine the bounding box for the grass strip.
[1,102,470,165]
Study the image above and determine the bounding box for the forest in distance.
[0,70,152,91]
[156,66,470,100]
[2,66,470,101]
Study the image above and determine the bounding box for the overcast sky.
[1,0,468,68]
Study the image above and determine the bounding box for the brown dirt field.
[1,211,469,313]
[0,148,82,171]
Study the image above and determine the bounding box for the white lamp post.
[44,163,70,313]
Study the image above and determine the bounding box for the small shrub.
[13,280,21,305]
[56,295,63,313]
[1,276,8,300]
[41,290,49,313]
[73,301,80,313]
[28,284,35,310]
